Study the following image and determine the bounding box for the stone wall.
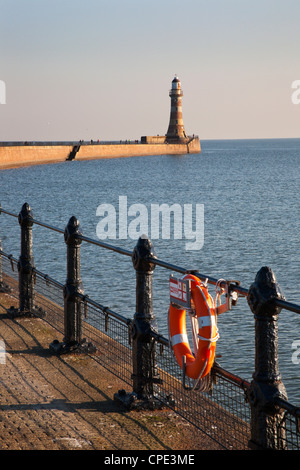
[0,138,201,170]
[76,140,201,161]
[141,136,166,144]
[0,145,73,169]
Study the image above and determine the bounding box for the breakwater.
[0,137,201,169]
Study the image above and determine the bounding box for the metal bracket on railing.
[228,280,240,306]
[82,295,89,319]
[215,279,240,315]
[103,306,109,332]
[128,321,133,346]
[182,355,193,391]
[8,254,15,272]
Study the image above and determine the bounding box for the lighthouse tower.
[166,75,187,142]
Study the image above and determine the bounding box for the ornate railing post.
[50,216,95,354]
[17,203,36,315]
[115,236,162,409]
[131,236,160,399]
[64,216,83,348]
[247,266,288,450]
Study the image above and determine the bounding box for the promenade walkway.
[0,291,221,451]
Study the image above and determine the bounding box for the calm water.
[1,138,300,404]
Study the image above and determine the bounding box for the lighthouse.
[140,75,200,152]
[166,75,187,142]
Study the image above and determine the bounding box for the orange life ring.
[168,274,219,380]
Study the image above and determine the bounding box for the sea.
[0,138,300,404]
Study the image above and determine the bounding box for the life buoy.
[168,274,219,380]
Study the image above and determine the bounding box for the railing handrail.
[0,140,143,146]
[1,206,300,315]
[0,137,199,148]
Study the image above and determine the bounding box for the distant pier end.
[140,135,200,153]
[141,75,201,153]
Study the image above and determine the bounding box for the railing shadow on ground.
[1,202,300,450]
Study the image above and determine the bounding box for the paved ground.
[0,291,222,452]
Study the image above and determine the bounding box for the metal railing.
[1,202,300,450]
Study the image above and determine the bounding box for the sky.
[1,0,300,141]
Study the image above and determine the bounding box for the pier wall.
[0,144,74,169]
[76,139,200,161]
[0,138,201,170]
